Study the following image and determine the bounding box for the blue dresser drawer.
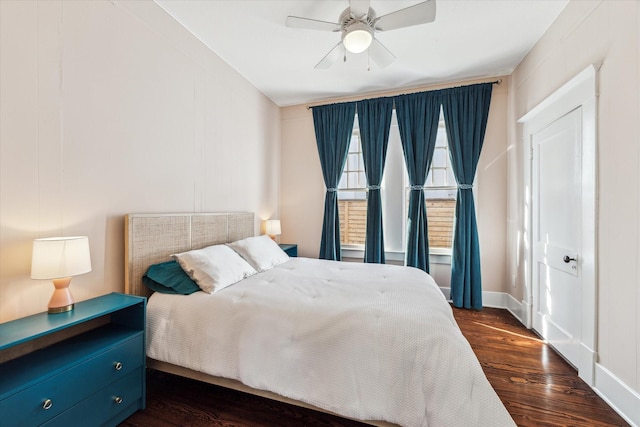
[42,368,144,427]
[0,332,143,426]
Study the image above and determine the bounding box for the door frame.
[518,63,599,385]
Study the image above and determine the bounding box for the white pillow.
[227,235,289,272]
[172,244,256,293]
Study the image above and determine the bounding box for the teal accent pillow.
[143,260,200,295]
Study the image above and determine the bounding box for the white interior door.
[532,107,582,369]
[519,64,597,385]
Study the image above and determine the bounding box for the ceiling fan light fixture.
[342,22,373,54]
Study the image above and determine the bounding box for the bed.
[124,212,515,427]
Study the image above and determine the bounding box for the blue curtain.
[312,102,356,261]
[394,92,441,273]
[357,98,393,263]
[441,83,493,309]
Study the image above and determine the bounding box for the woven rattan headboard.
[124,212,254,298]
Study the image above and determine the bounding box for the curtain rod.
[305,79,502,110]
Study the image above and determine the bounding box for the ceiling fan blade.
[286,16,341,32]
[369,38,396,68]
[349,0,371,19]
[315,42,344,69]
[374,0,436,31]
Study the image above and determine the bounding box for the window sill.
[341,247,452,265]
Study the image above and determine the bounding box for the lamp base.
[48,303,74,314]
[48,277,75,315]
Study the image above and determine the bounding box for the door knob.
[563,255,576,263]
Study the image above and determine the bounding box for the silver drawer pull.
[42,399,53,410]
[114,396,123,405]
[114,362,123,371]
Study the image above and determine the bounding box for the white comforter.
[146,257,515,427]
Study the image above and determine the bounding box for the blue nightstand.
[279,243,298,257]
[0,293,146,427]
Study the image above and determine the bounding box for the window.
[338,110,457,253]
[414,115,457,250]
[338,119,367,246]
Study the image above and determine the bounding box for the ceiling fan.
[285,0,436,69]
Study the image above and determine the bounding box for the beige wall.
[507,0,640,403]
[3,0,635,419]
[281,79,508,294]
[0,0,280,322]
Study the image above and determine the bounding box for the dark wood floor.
[452,307,628,427]
[121,307,628,427]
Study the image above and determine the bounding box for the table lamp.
[265,220,281,240]
[31,236,92,314]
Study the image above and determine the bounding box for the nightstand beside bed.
[0,292,146,427]
[278,243,297,257]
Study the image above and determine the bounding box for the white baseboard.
[578,342,596,386]
[439,287,523,323]
[504,293,525,324]
[594,364,640,427]
[482,290,510,308]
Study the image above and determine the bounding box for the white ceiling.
[155,0,568,107]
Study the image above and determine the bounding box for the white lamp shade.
[31,236,92,279]
[343,23,373,54]
[265,220,282,236]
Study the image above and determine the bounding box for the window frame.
[337,119,368,198]
[403,111,458,254]
[338,110,476,262]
